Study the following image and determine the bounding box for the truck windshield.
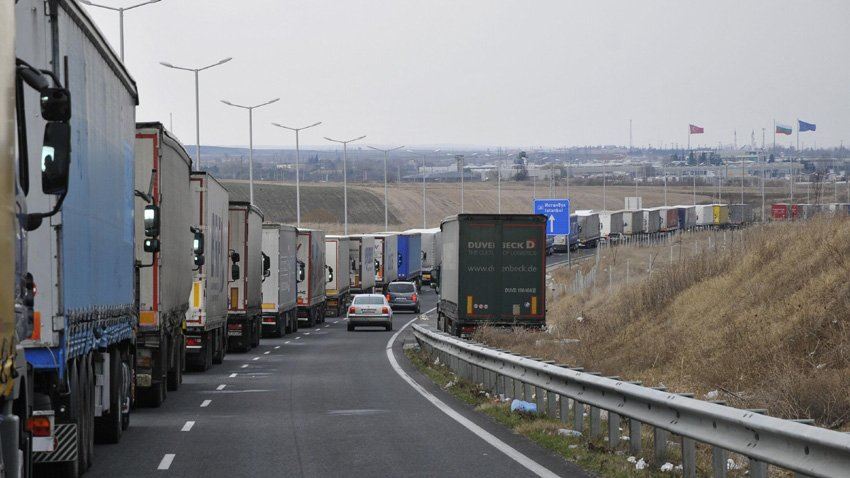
[388,283,415,293]
[353,296,384,305]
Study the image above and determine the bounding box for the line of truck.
[0,2,444,476]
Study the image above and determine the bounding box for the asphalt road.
[85,276,590,477]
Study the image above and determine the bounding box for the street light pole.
[221,97,280,205]
[80,0,162,61]
[273,121,322,227]
[161,57,232,168]
[368,145,405,231]
[406,150,436,228]
[326,135,366,235]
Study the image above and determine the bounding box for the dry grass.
[479,217,850,428]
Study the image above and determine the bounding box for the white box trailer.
[297,229,327,326]
[325,235,352,317]
[575,211,601,248]
[622,210,644,235]
[695,204,714,226]
[599,210,624,238]
[405,228,442,285]
[186,172,230,370]
[228,201,264,352]
[134,122,194,398]
[261,224,299,337]
[348,235,376,293]
[642,208,662,233]
[374,233,399,290]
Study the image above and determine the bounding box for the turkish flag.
[689,124,704,134]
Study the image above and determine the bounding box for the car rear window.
[388,283,415,293]
[353,296,384,305]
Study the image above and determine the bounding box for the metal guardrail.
[412,324,850,478]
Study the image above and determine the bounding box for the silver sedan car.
[347,294,393,331]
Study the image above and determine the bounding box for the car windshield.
[388,283,415,293]
[353,296,384,305]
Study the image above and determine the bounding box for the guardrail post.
[681,437,696,478]
[589,406,601,439]
[573,401,584,433]
[559,394,569,424]
[524,381,533,403]
[653,427,668,464]
[629,418,642,455]
[748,459,767,478]
[608,412,620,449]
[547,390,557,418]
[535,383,545,413]
[711,447,727,478]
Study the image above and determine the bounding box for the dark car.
[386,281,420,313]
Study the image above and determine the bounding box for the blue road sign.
[534,199,571,235]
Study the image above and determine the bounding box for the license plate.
[136,374,152,387]
[361,308,376,314]
[228,330,242,336]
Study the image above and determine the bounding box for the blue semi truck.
[396,231,423,286]
[16,1,139,475]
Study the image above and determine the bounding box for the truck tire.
[212,329,224,364]
[94,351,123,444]
[167,339,183,391]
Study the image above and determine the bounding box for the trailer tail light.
[27,416,52,437]
[136,349,153,369]
[348,307,356,315]
[186,337,201,347]
[382,307,390,314]
[461,325,476,335]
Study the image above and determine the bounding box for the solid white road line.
[158,454,176,470]
[229,373,237,378]
[181,421,195,432]
[216,384,226,391]
[200,400,211,408]
[385,307,559,478]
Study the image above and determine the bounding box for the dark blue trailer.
[397,232,422,285]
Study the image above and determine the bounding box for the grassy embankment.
[479,217,850,430]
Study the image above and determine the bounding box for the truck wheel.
[167,339,183,391]
[94,351,123,444]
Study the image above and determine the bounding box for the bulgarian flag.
[689,124,704,134]
[776,123,793,135]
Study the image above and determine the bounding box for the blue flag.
[798,120,816,132]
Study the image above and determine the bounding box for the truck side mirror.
[144,237,160,253]
[230,250,240,263]
[350,259,356,271]
[194,254,205,267]
[41,122,71,195]
[262,252,271,278]
[40,87,71,122]
[327,266,334,283]
[374,259,380,270]
[144,205,160,237]
[231,263,240,281]
[421,251,426,260]
[297,261,306,282]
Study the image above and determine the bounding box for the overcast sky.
[82,0,850,149]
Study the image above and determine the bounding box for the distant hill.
[221,180,401,226]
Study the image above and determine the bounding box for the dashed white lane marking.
[200,400,211,408]
[181,421,195,432]
[241,364,248,368]
[315,328,320,331]
[285,341,291,344]
[216,384,226,391]
[385,307,560,478]
[252,357,260,361]
[263,351,270,355]
[333,320,339,324]
[274,346,280,349]
[295,337,301,340]
[229,373,237,378]
[158,454,176,470]
[324,325,330,328]
[304,332,311,336]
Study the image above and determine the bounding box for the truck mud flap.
[33,423,77,463]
